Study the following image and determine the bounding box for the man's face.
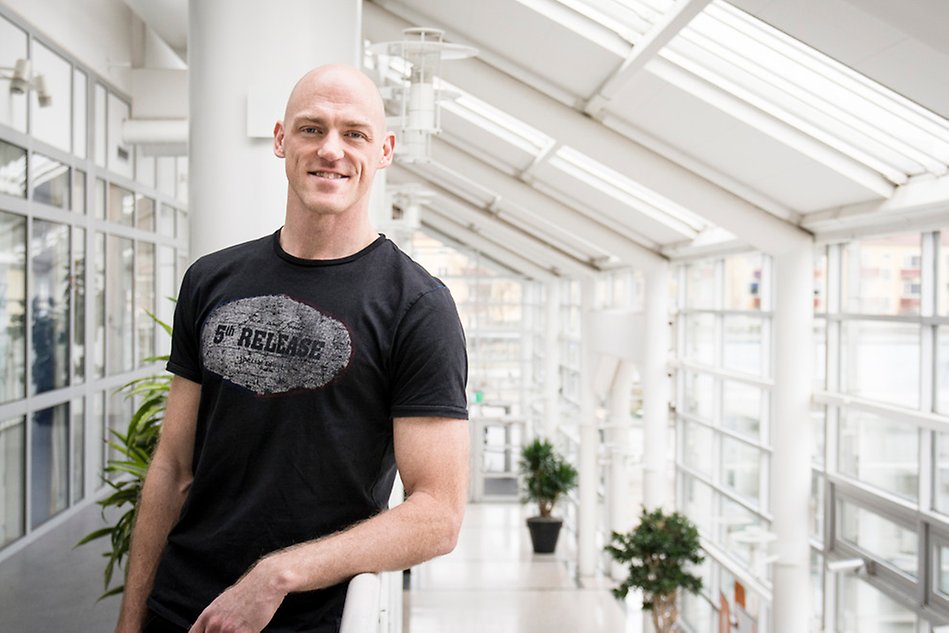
[274,67,395,218]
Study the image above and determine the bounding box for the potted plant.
[77,313,172,598]
[518,437,578,554]
[605,506,704,633]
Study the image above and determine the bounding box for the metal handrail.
[339,572,381,633]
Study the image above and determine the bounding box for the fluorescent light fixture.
[0,58,52,106]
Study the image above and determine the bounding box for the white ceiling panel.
[437,108,537,173]
[607,65,895,213]
[378,0,621,99]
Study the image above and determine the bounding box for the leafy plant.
[518,437,578,518]
[605,506,704,633]
[77,311,173,599]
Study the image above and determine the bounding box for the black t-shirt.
[148,231,468,632]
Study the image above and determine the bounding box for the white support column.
[642,264,671,510]
[770,243,813,633]
[578,277,599,578]
[188,0,361,259]
[608,360,637,580]
[544,282,561,438]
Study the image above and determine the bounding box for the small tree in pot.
[519,437,578,554]
[605,506,704,633]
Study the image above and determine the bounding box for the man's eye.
[346,131,368,140]
[302,127,319,134]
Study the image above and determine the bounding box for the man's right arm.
[115,375,201,633]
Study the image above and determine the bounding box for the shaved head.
[283,64,388,133]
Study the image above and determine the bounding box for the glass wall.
[0,9,188,553]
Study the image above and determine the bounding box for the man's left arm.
[188,415,469,633]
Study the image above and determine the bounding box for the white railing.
[340,573,382,633]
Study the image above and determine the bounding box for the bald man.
[115,65,469,633]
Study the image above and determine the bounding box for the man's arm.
[116,375,201,633]
[188,416,469,633]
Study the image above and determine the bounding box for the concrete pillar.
[188,0,361,259]
[770,244,813,633]
[642,264,671,510]
[578,277,599,578]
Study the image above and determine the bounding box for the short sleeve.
[165,265,203,383]
[390,287,468,420]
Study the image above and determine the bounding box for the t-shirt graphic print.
[200,294,353,395]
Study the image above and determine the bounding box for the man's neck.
[280,211,378,261]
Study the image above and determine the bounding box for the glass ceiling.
[552,0,949,186]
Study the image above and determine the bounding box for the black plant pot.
[526,516,563,554]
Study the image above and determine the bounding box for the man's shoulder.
[189,233,273,274]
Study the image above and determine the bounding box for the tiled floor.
[0,501,642,632]
[403,503,643,633]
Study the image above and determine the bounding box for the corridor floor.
[403,503,642,633]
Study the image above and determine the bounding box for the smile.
[310,171,348,180]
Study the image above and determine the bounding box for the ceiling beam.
[584,0,712,118]
[389,165,597,278]
[364,1,812,256]
[421,214,558,281]
[429,137,667,270]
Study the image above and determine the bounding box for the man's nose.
[317,131,344,161]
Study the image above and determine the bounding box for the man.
[115,64,470,633]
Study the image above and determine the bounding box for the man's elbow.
[432,505,465,557]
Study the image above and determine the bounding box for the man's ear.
[273,120,286,158]
[378,132,396,168]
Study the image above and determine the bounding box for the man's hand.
[188,561,288,633]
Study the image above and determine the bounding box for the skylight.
[549,145,708,236]
[664,1,949,183]
[550,0,673,44]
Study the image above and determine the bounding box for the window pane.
[937,542,949,596]
[934,432,949,515]
[73,68,87,159]
[106,389,133,480]
[94,84,106,167]
[684,371,715,421]
[93,233,105,378]
[135,241,155,366]
[814,247,827,313]
[720,497,767,565]
[0,139,27,198]
[0,212,27,403]
[70,397,84,504]
[939,327,949,415]
[680,591,714,633]
[842,320,919,408]
[107,183,134,226]
[135,195,155,232]
[0,15,28,132]
[177,209,189,247]
[842,234,922,316]
[814,318,826,389]
[175,156,188,203]
[687,260,717,309]
[811,405,825,465]
[107,93,133,179]
[682,419,713,477]
[811,550,824,627]
[0,416,25,546]
[158,204,175,238]
[811,473,824,541]
[106,236,134,375]
[680,473,713,535]
[837,575,916,632]
[722,437,762,505]
[30,402,69,528]
[724,252,763,311]
[30,153,69,209]
[838,410,917,500]
[30,41,72,153]
[722,380,762,440]
[838,500,917,577]
[72,169,85,214]
[723,315,764,375]
[73,227,85,383]
[683,312,715,365]
[157,157,175,197]
[940,230,949,316]
[31,220,70,394]
[94,178,105,220]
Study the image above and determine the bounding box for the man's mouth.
[310,170,348,180]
